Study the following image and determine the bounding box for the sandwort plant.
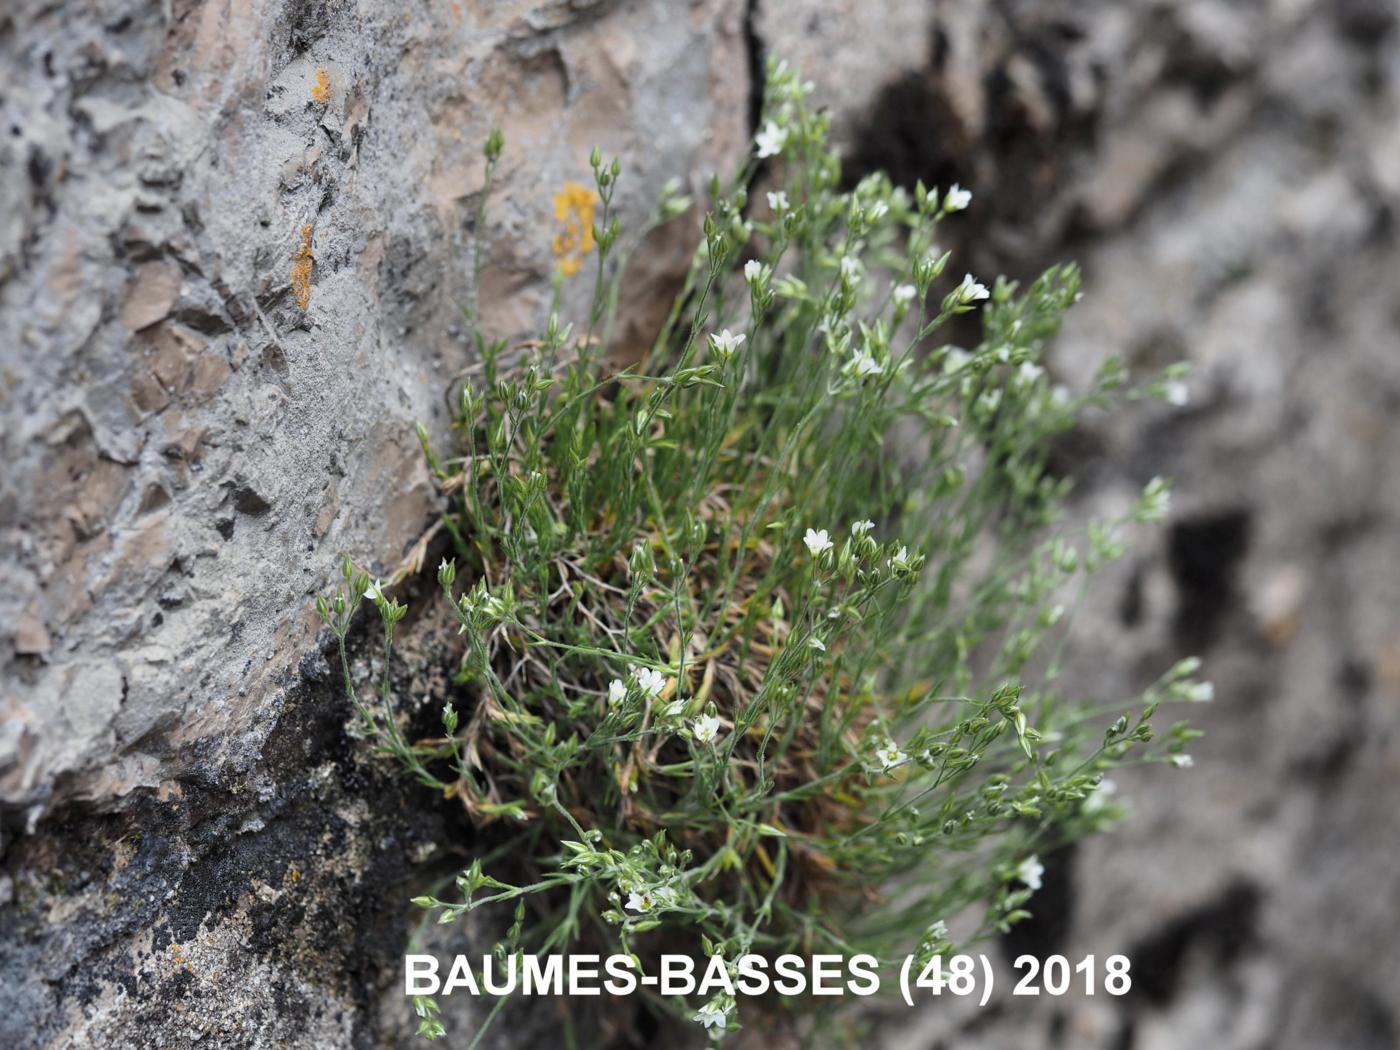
[316,58,1207,1044]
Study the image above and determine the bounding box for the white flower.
[1016,362,1044,386]
[755,121,788,159]
[608,679,627,706]
[847,350,884,378]
[709,329,746,360]
[625,890,654,913]
[803,528,833,557]
[743,259,768,286]
[766,190,789,213]
[691,714,721,745]
[955,273,990,304]
[1171,753,1195,769]
[893,283,917,306]
[633,666,668,698]
[840,255,863,281]
[921,920,949,950]
[942,348,972,374]
[694,1003,728,1030]
[1083,778,1117,815]
[809,637,826,652]
[1165,379,1190,407]
[1017,855,1044,891]
[851,519,875,537]
[363,578,385,603]
[944,183,972,212]
[890,545,911,571]
[875,739,906,771]
[978,389,1002,414]
[1184,680,1215,703]
[867,200,889,222]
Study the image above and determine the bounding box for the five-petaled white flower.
[1017,855,1045,891]
[767,190,789,213]
[709,329,746,360]
[1171,753,1195,769]
[363,578,385,603]
[840,256,863,280]
[743,259,768,285]
[955,273,990,304]
[875,739,906,771]
[633,666,668,698]
[625,890,654,913]
[691,714,721,745]
[848,350,884,378]
[893,283,917,306]
[694,1003,728,1030]
[851,519,875,536]
[755,121,788,159]
[890,545,911,571]
[608,678,627,706]
[944,183,972,212]
[1165,379,1190,407]
[1017,362,1044,386]
[804,528,833,557]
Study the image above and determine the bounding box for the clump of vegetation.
[317,59,1206,1044]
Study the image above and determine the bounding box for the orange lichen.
[167,940,193,973]
[310,68,331,104]
[290,224,314,309]
[551,181,599,278]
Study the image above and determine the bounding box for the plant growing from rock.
[317,58,1207,1045]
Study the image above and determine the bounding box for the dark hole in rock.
[233,485,272,516]
[1334,0,1397,45]
[1166,508,1251,651]
[1000,842,1076,964]
[1292,731,1362,789]
[845,69,970,201]
[1125,880,1262,1006]
[1119,563,1145,628]
[1335,657,1373,699]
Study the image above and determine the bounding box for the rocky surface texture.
[3,0,1398,1047]
[0,0,752,1044]
[853,3,1400,1050]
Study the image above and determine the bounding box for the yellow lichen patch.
[167,941,193,973]
[551,181,599,278]
[310,68,331,104]
[290,224,314,309]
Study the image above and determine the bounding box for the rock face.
[847,3,1400,1050]
[3,0,1398,1047]
[1,0,753,1044]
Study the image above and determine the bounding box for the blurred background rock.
[2,1,1396,1047]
